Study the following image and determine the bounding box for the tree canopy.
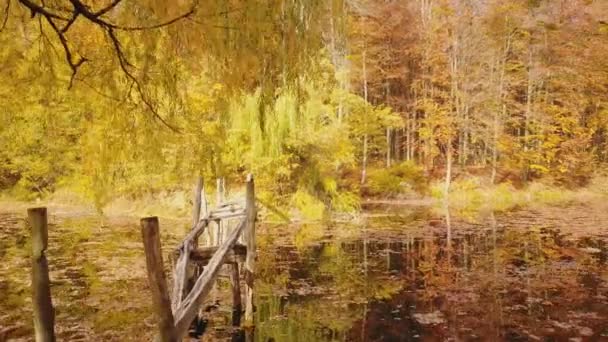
[1,0,607,214]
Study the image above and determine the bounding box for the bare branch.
[185,17,239,31]
[17,0,69,21]
[73,76,124,102]
[61,11,78,32]
[93,0,121,17]
[41,11,86,88]
[68,0,198,32]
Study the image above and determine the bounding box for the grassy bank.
[430,174,608,216]
[3,168,608,223]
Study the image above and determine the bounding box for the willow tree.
[0,0,347,205]
[1,0,336,126]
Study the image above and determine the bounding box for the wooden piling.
[201,178,209,220]
[192,176,203,227]
[28,207,55,342]
[215,178,225,245]
[244,174,256,324]
[140,217,177,342]
[230,262,242,326]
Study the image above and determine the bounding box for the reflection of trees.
[255,233,404,341]
[414,211,608,340]
[254,212,608,341]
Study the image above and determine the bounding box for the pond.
[1,203,607,341]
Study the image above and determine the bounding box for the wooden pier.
[21,174,257,342]
[141,174,257,341]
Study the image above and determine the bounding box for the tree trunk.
[492,32,512,184]
[361,135,368,184]
[491,104,505,184]
[406,112,412,161]
[444,141,452,200]
[386,128,391,168]
[523,49,534,183]
[361,48,369,184]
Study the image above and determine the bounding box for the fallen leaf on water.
[413,311,445,325]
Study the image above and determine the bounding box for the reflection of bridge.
[26,175,257,342]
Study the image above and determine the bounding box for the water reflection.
[0,207,607,341]
[254,208,608,341]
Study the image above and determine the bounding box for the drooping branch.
[40,8,87,88]
[108,6,198,32]
[66,0,198,32]
[60,11,78,32]
[11,0,198,131]
[106,27,180,132]
[93,0,122,17]
[17,0,68,21]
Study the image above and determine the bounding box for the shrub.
[367,161,428,197]
[291,189,325,221]
[552,139,595,188]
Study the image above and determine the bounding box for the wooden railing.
[140,174,257,341]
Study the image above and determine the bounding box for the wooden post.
[215,178,225,244]
[140,217,177,342]
[28,207,55,342]
[216,177,225,205]
[244,174,256,325]
[192,176,203,227]
[213,219,220,245]
[230,262,242,326]
[201,179,208,219]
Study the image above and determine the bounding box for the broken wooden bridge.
[140,174,257,341]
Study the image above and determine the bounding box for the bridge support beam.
[244,174,256,326]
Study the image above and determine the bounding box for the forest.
[1,1,608,342]
[1,0,607,217]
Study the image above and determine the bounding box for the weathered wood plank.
[217,199,245,208]
[184,244,247,264]
[140,217,177,342]
[28,207,55,342]
[173,218,247,340]
[191,252,242,267]
[171,240,191,313]
[208,210,246,220]
[244,174,257,325]
[180,218,208,251]
[211,204,244,214]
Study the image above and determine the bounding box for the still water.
[0,204,607,341]
[252,205,607,342]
